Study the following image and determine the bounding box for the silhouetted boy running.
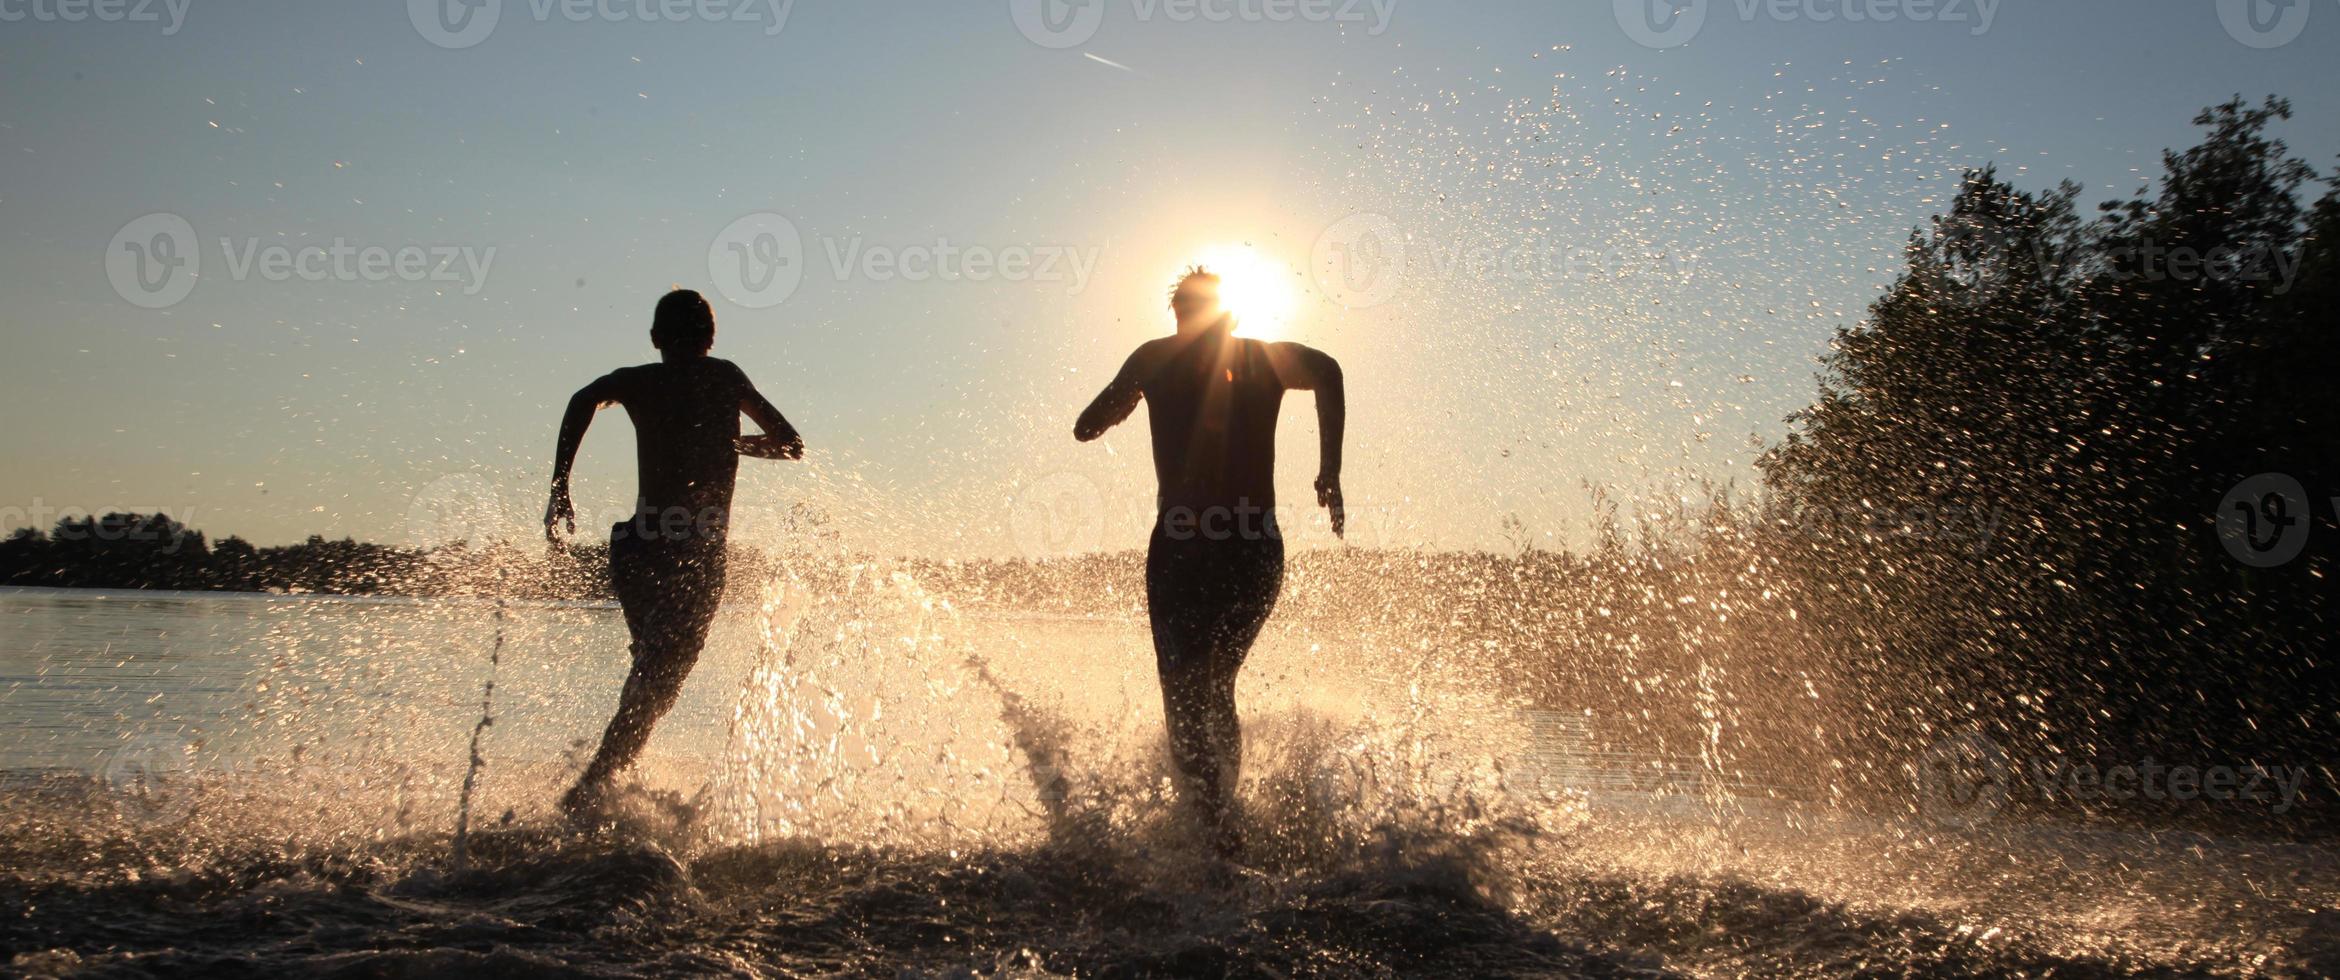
[1074,267,1346,854]
[544,289,802,820]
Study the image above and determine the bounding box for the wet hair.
[1167,266,1221,314]
[651,288,716,355]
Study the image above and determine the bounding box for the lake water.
[1,584,2333,977]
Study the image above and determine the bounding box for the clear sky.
[2,0,2335,556]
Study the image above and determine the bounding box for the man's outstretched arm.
[546,374,622,541]
[1075,345,1154,442]
[736,379,805,460]
[1269,342,1346,537]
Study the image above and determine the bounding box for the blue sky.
[2,0,2335,555]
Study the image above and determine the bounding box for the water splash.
[0,576,2330,976]
[449,571,507,870]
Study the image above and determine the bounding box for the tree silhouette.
[1762,96,2337,793]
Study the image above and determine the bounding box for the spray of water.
[449,569,507,871]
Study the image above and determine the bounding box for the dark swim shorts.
[1144,518,1284,679]
[608,521,728,668]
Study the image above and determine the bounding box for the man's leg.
[1192,535,1283,851]
[1148,529,1232,835]
[1148,529,1283,853]
[1151,606,1225,813]
[1157,657,1227,812]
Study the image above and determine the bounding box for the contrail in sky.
[1083,52,1135,73]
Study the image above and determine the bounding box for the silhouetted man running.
[544,288,803,821]
[1074,266,1345,854]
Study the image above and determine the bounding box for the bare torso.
[607,358,750,534]
[1137,330,1287,516]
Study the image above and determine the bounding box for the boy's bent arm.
[547,374,622,540]
[737,380,805,460]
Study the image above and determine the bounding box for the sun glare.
[1190,244,1300,340]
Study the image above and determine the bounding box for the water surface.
[1,585,2330,978]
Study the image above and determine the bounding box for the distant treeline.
[0,515,620,600]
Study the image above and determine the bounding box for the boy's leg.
[565,541,724,817]
[568,639,700,801]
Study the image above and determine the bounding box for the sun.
[1190,244,1300,340]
